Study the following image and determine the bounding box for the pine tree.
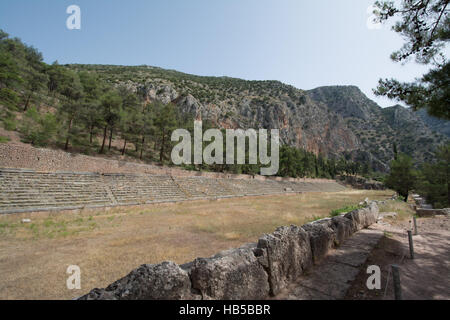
[117,88,139,156]
[416,144,450,208]
[153,102,178,163]
[373,0,450,119]
[79,71,103,145]
[99,91,122,154]
[393,142,398,160]
[0,30,22,111]
[385,153,417,201]
[56,69,84,150]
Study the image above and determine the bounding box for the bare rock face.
[302,220,336,265]
[331,216,355,246]
[256,225,312,296]
[175,94,203,118]
[78,262,197,300]
[189,244,270,300]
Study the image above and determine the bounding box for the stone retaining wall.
[0,143,334,182]
[0,168,346,214]
[79,200,380,300]
[337,175,385,190]
[416,208,449,217]
[411,194,449,217]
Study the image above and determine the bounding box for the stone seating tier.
[0,168,347,214]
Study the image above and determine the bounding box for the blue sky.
[0,0,432,107]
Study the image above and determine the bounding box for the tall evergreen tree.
[99,91,122,154]
[22,46,47,111]
[385,153,417,201]
[56,69,84,150]
[117,87,139,155]
[0,30,22,111]
[416,144,450,208]
[153,102,178,163]
[79,71,103,145]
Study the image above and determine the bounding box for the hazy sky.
[0,0,434,107]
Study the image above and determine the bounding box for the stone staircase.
[0,168,347,214]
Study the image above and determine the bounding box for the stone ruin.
[412,193,449,217]
[79,201,380,300]
[0,168,346,214]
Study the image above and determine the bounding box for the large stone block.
[302,220,336,265]
[189,244,270,300]
[257,225,313,296]
[330,216,355,246]
[78,261,197,300]
[344,202,379,231]
[345,210,365,231]
[366,201,379,225]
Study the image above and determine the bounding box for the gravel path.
[346,215,450,300]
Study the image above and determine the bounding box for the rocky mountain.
[416,109,450,138]
[308,86,447,169]
[69,65,448,171]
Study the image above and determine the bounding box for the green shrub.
[330,204,364,217]
[20,107,58,147]
[2,116,16,131]
[0,88,20,110]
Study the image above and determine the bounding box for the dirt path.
[346,215,450,300]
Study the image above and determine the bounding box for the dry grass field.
[0,189,393,300]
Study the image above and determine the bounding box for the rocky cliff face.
[308,87,447,168]
[416,108,450,138]
[174,88,361,157]
[70,65,448,171]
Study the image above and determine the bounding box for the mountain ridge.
[67,64,447,171]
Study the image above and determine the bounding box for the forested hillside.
[0,29,448,180]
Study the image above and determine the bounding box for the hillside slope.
[69,65,360,158]
[416,108,450,138]
[69,65,447,171]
